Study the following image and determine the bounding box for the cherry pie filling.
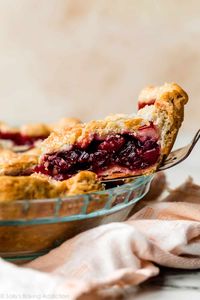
[0,131,47,147]
[35,124,161,180]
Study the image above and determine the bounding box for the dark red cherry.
[98,135,125,152]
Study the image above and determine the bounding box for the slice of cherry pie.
[33,83,188,180]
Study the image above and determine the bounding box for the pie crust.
[34,83,188,180]
[0,171,102,202]
[0,83,188,182]
[0,117,81,151]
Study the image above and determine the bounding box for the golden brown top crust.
[40,114,149,155]
[0,122,19,134]
[0,117,81,137]
[50,117,81,133]
[156,83,188,132]
[0,171,103,202]
[0,122,50,136]
[138,83,188,109]
[0,117,81,152]
[138,83,188,156]
[20,123,50,137]
[59,170,103,196]
[0,149,39,176]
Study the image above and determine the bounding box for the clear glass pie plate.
[0,175,153,263]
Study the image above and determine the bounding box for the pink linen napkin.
[1,175,200,299]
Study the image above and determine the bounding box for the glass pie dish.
[0,175,153,263]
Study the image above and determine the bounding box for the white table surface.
[126,269,200,299]
[127,131,200,299]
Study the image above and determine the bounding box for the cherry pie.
[0,117,81,152]
[32,83,188,180]
[0,148,39,176]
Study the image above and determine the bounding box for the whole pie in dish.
[31,83,188,180]
[0,117,81,152]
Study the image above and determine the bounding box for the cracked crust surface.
[0,117,81,153]
[0,171,103,202]
[40,115,149,155]
[137,83,188,157]
[0,148,39,176]
[0,117,81,137]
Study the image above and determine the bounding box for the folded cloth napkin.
[1,175,200,300]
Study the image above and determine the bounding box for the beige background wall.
[0,0,199,132]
